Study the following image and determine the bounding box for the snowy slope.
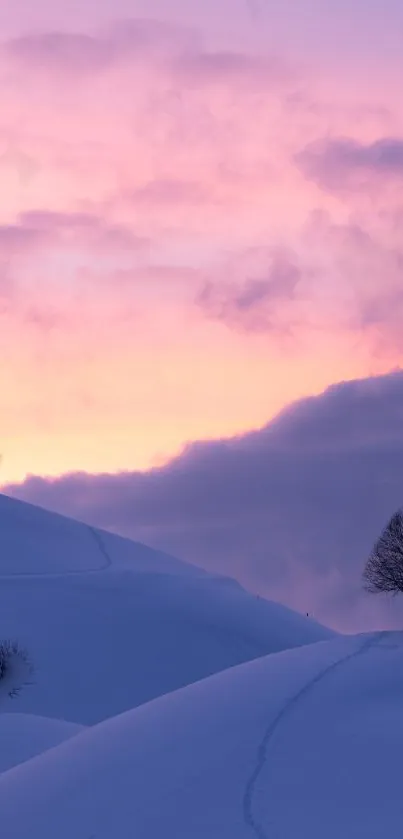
[0,491,203,577]
[0,493,333,723]
[0,630,400,839]
[0,714,84,773]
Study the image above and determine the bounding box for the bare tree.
[363,509,403,594]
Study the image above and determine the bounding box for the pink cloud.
[0,222,45,255]
[172,49,292,89]
[3,18,199,76]
[0,209,146,269]
[129,179,210,206]
[297,136,403,193]
[17,210,147,251]
[197,249,302,335]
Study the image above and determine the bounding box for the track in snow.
[243,631,391,838]
[0,525,113,580]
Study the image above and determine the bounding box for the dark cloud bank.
[5,370,403,632]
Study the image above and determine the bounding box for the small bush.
[0,640,33,699]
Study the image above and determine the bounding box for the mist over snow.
[7,369,403,632]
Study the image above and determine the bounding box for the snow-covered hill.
[0,493,399,837]
[0,630,401,838]
[0,493,333,723]
[0,714,84,774]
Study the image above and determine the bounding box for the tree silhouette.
[363,509,403,594]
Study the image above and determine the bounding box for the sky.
[2,2,403,628]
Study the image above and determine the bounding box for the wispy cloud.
[16,210,147,251]
[2,19,198,76]
[197,250,301,334]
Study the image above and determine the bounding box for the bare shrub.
[0,641,33,698]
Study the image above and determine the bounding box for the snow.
[0,714,84,773]
[2,492,398,837]
[0,491,204,577]
[0,631,402,838]
[0,493,333,724]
